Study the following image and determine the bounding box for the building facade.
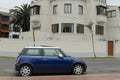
[29,0,107,41]
[22,0,119,57]
[0,11,11,38]
[107,6,120,57]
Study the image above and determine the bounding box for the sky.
[0,0,120,12]
[107,0,120,6]
[0,0,32,12]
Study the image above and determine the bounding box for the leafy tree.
[10,4,30,32]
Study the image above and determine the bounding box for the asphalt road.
[0,58,120,77]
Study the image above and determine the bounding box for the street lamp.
[85,22,96,58]
[31,20,40,46]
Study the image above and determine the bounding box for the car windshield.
[59,49,71,57]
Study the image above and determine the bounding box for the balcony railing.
[0,26,11,32]
[0,19,10,24]
[96,15,107,23]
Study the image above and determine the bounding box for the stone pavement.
[1,74,120,80]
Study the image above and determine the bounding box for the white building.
[22,0,119,57]
[107,5,120,57]
[29,0,107,40]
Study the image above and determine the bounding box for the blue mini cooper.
[15,46,87,76]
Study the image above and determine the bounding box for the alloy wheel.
[73,64,84,75]
[19,65,32,76]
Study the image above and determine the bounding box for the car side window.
[44,49,59,57]
[21,48,43,56]
[27,49,39,55]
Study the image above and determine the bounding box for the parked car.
[15,46,87,76]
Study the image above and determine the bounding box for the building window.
[31,5,40,15]
[61,23,74,33]
[77,24,84,33]
[107,11,111,18]
[101,0,106,4]
[12,35,19,39]
[97,0,106,4]
[111,10,116,17]
[53,5,57,14]
[33,26,41,31]
[107,10,116,18]
[52,24,59,33]
[96,25,104,35]
[1,15,9,21]
[97,6,106,16]
[64,4,72,13]
[78,5,83,15]
[119,7,120,16]
[1,24,9,28]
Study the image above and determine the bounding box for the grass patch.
[0,56,16,59]
[81,56,116,59]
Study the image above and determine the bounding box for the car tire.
[19,65,32,76]
[72,64,84,75]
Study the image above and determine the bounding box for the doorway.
[108,41,114,56]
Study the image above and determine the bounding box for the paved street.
[1,58,120,80]
[86,58,120,74]
[1,74,120,80]
[0,58,120,77]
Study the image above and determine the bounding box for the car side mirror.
[58,53,64,59]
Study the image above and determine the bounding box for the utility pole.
[31,20,40,47]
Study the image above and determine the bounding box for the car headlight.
[16,57,20,63]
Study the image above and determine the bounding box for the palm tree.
[10,4,30,32]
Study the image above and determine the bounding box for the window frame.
[96,25,104,35]
[96,6,106,16]
[31,5,40,15]
[51,24,59,33]
[64,4,72,13]
[1,15,9,21]
[61,23,74,33]
[111,10,116,17]
[78,5,83,15]
[107,10,116,18]
[53,5,57,14]
[76,24,84,33]
[119,7,120,16]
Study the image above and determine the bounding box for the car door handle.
[42,59,48,61]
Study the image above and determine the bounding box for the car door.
[39,48,73,73]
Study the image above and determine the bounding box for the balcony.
[0,26,11,32]
[96,15,107,23]
[0,19,10,24]
[30,15,40,23]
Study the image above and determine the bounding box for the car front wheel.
[72,64,84,75]
[19,65,32,76]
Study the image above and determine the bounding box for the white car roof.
[25,46,60,49]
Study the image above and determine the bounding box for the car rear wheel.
[72,64,84,75]
[19,65,32,76]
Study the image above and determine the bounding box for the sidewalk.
[1,74,120,80]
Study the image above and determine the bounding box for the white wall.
[115,41,120,57]
[0,38,107,57]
